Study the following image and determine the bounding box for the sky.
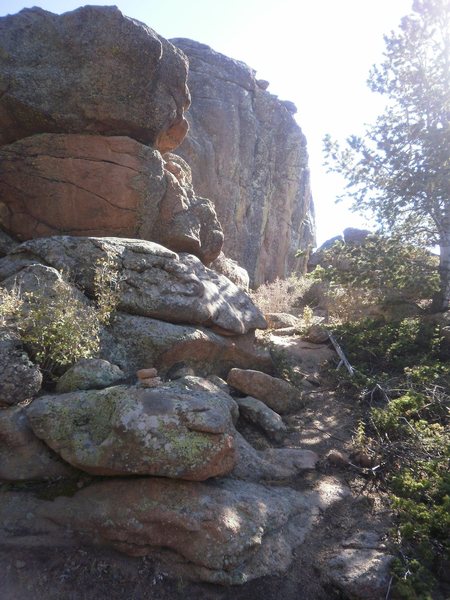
[0,0,414,247]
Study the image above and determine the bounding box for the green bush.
[1,258,122,381]
[331,317,449,599]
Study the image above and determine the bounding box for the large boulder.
[0,236,266,335]
[173,39,315,285]
[0,406,75,481]
[0,134,223,263]
[101,312,273,378]
[26,381,237,480]
[0,6,190,151]
[0,477,319,585]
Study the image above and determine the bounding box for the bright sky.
[1,0,413,246]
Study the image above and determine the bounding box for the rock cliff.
[174,39,315,286]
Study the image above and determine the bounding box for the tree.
[324,0,450,311]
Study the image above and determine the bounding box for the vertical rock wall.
[173,39,315,287]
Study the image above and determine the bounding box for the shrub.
[0,257,122,381]
[19,282,101,378]
[250,275,312,315]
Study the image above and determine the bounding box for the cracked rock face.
[0,134,223,263]
[26,381,237,480]
[173,39,315,286]
[0,6,190,150]
[0,236,266,335]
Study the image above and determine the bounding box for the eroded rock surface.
[174,39,315,285]
[0,134,222,262]
[26,382,237,480]
[0,237,266,335]
[0,6,190,150]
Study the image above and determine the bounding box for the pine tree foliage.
[324,0,450,310]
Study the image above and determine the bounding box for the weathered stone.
[0,237,265,335]
[304,324,329,344]
[0,477,320,585]
[174,39,314,285]
[26,382,236,480]
[343,227,372,245]
[153,153,223,264]
[236,396,287,440]
[228,368,302,414]
[101,313,273,379]
[0,406,75,481]
[0,6,190,150]
[0,330,42,406]
[265,312,301,330]
[55,359,124,394]
[136,368,158,380]
[210,252,250,290]
[326,549,393,600]
[0,134,222,263]
[269,334,336,379]
[232,432,318,481]
[1,263,84,302]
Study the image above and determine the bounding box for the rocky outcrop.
[0,134,223,263]
[210,252,250,290]
[0,236,266,335]
[27,381,237,480]
[0,6,189,150]
[173,39,315,286]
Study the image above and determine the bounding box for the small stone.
[137,368,158,380]
[327,449,349,467]
[352,451,375,468]
[15,561,26,569]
